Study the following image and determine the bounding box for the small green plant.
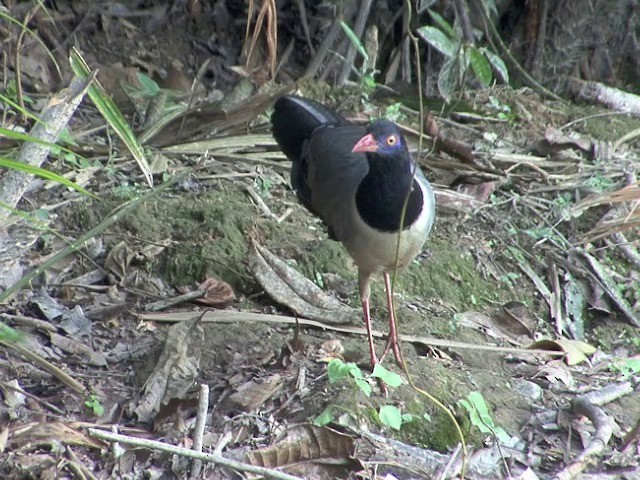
[609,358,640,379]
[458,391,512,443]
[316,359,411,430]
[416,9,509,99]
[340,22,377,94]
[384,102,403,123]
[255,176,272,196]
[486,96,516,123]
[85,394,105,416]
[498,271,520,286]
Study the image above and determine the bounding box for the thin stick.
[88,428,303,480]
[0,339,85,394]
[190,383,210,478]
[141,310,565,357]
[144,289,206,312]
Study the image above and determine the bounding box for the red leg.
[359,272,389,396]
[361,296,379,368]
[380,271,402,365]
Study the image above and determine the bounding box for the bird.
[271,95,435,371]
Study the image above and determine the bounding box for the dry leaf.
[529,339,596,365]
[199,277,236,306]
[133,316,204,423]
[249,244,358,324]
[223,374,283,412]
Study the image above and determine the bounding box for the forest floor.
[1,2,639,479]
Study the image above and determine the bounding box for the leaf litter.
[0,5,639,480]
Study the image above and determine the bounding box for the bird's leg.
[358,273,378,368]
[380,271,403,365]
[360,272,389,397]
[361,297,379,367]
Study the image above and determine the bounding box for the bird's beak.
[352,133,378,153]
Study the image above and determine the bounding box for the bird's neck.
[355,151,424,232]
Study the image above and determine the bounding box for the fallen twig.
[144,289,206,312]
[190,383,210,478]
[0,339,86,394]
[140,310,566,358]
[88,428,303,480]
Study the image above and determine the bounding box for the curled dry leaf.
[316,339,345,362]
[249,244,358,324]
[199,277,236,306]
[175,277,236,307]
[245,424,355,475]
[9,422,104,451]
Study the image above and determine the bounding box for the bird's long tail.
[271,95,346,161]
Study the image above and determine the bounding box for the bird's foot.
[379,336,403,366]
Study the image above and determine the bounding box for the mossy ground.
[68,173,529,450]
[63,88,640,455]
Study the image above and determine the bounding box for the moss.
[566,104,640,142]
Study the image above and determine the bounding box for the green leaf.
[379,405,403,430]
[327,358,350,382]
[340,21,368,62]
[469,47,492,86]
[136,72,161,97]
[401,413,413,423]
[0,322,23,343]
[371,364,404,388]
[85,395,104,416]
[610,358,640,379]
[384,102,402,122]
[0,158,95,198]
[483,49,510,83]
[0,92,43,124]
[314,406,334,426]
[459,392,511,443]
[437,55,461,100]
[426,9,456,37]
[416,26,457,58]
[0,127,83,159]
[354,378,372,397]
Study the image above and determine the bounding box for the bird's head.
[351,120,405,155]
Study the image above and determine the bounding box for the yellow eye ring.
[387,135,397,146]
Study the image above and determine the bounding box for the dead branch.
[88,428,303,480]
[554,382,633,480]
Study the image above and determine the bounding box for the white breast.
[343,175,435,276]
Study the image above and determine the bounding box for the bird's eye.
[386,135,397,146]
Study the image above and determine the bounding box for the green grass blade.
[69,47,153,186]
[340,21,369,62]
[0,127,86,159]
[0,10,61,78]
[0,93,44,124]
[0,157,95,198]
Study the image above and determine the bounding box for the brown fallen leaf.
[245,424,356,478]
[222,374,283,412]
[133,315,204,423]
[199,277,236,306]
[528,339,597,365]
[249,244,358,324]
[9,422,104,451]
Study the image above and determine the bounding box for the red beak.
[351,133,378,153]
